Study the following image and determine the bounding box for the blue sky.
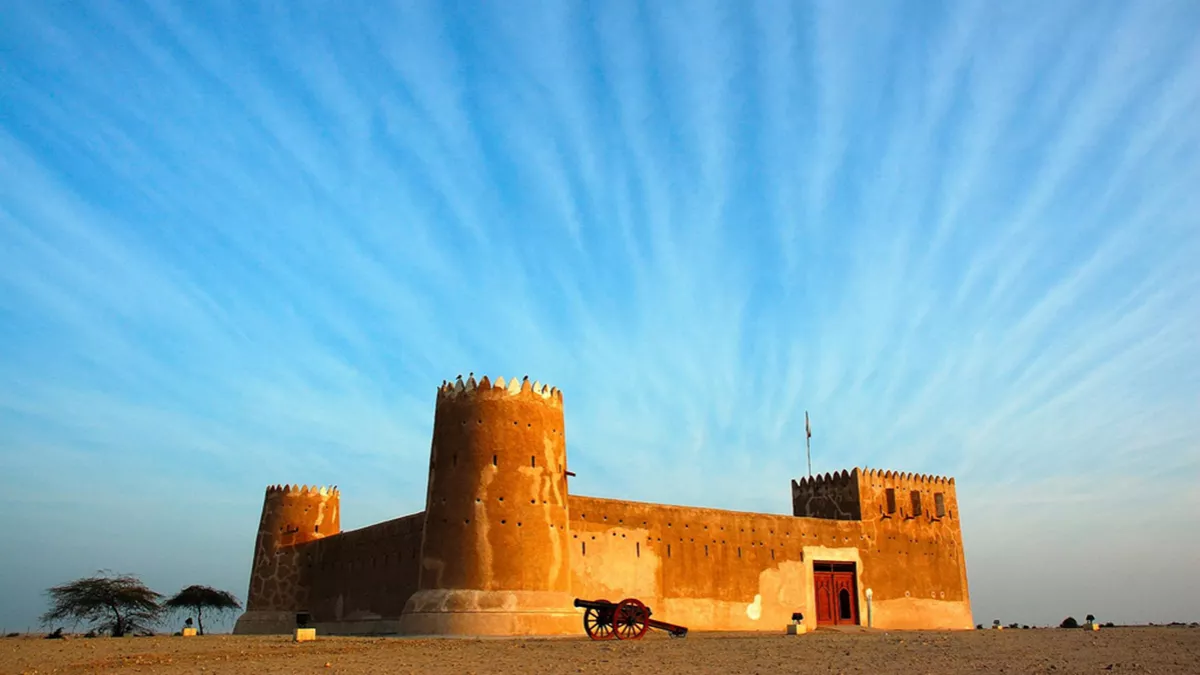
[1,0,1198,632]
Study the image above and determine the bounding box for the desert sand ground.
[3,627,1199,675]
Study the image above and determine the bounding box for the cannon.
[573,597,688,640]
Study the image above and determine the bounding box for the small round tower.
[400,374,577,635]
[232,484,340,634]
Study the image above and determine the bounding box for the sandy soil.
[3,627,1199,675]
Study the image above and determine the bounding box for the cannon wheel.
[583,598,616,640]
[612,598,649,640]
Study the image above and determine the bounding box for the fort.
[233,374,973,636]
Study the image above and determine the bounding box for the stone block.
[181,628,197,637]
[786,623,807,635]
[294,628,317,642]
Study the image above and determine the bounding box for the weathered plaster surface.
[306,512,425,622]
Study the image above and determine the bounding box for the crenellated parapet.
[793,468,858,490]
[858,468,954,486]
[436,373,563,406]
[791,469,862,520]
[265,483,340,497]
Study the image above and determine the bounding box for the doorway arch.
[839,588,852,620]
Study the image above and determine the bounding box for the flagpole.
[805,411,812,478]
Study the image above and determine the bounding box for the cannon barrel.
[573,598,615,611]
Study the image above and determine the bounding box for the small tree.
[163,586,241,635]
[1086,614,1096,625]
[41,571,162,637]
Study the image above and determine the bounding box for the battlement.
[792,468,857,490]
[858,468,954,486]
[436,373,563,406]
[265,484,339,496]
[793,468,954,490]
[791,469,861,520]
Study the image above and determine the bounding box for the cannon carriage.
[573,597,688,640]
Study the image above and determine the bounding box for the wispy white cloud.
[0,0,1197,630]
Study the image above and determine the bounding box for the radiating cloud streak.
[1,0,1198,631]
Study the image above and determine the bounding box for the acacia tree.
[41,571,163,637]
[163,585,241,635]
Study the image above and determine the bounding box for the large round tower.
[233,484,340,634]
[399,374,577,635]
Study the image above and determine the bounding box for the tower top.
[265,484,339,496]
[436,373,563,406]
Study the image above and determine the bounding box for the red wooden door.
[814,562,858,626]
[814,572,836,624]
[833,572,858,624]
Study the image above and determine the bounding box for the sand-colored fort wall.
[304,511,425,633]
[568,495,858,632]
[568,470,972,632]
